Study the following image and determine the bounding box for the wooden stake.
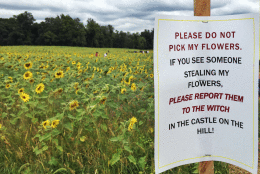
[194,0,214,174]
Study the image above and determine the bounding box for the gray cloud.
[0,0,258,33]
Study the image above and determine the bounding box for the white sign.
[154,14,259,174]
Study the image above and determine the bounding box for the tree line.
[0,11,154,49]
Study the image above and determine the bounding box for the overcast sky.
[0,0,258,33]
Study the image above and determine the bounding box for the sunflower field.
[0,46,232,173]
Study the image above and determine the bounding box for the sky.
[0,0,259,34]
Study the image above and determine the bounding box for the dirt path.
[228,138,260,174]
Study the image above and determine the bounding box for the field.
[0,46,257,173]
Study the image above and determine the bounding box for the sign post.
[194,0,214,174]
[154,7,259,174]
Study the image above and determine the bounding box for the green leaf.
[1,112,7,118]
[64,123,73,131]
[101,113,109,119]
[67,114,77,120]
[33,134,41,139]
[48,157,58,166]
[76,109,84,113]
[37,105,46,110]
[56,146,63,152]
[53,139,58,146]
[10,113,16,117]
[108,102,119,109]
[32,118,38,124]
[139,121,143,126]
[138,156,146,170]
[137,108,146,113]
[53,168,67,174]
[10,118,19,125]
[26,113,33,118]
[124,146,133,153]
[110,152,120,166]
[55,112,64,120]
[51,129,61,136]
[109,137,119,142]
[128,155,136,165]
[42,145,48,151]
[39,133,51,142]
[101,124,107,132]
[35,149,42,155]
[92,109,105,118]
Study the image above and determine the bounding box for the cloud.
[0,0,258,33]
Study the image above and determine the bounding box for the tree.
[86,18,100,47]
[13,11,35,45]
[137,36,146,50]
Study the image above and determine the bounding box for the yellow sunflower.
[121,88,126,94]
[72,61,76,65]
[5,84,10,89]
[20,92,30,102]
[150,74,154,78]
[128,117,137,131]
[66,67,70,72]
[42,120,50,129]
[18,88,24,94]
[69,100,79,111]
[57,88,63,94]
[24,62,33,70]
[29,79,34,84]
[51,120,60,128]
[23,71,33,80]
[55,71,64,78]
[100,97,107,104]
[35,83,45,94]
[8,76,13,82]
[131,83,137,91]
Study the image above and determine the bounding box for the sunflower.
[75,88,79,94]
[72,61,76,65]
[57,88,63,94]
[29,79,34,84]
[5,84,10,89]
[148,127,154,133]
[18,88,24,94]
[20,92,30,102]
[131,83,137,91]
[100,97,107,104]
[150,74,154,78]
[66,67,70,72]
[121,88,126,94]
[55,71,64,78]
[51,120,60,128]
[8,76,13,81]
[35,83,45,94]
[23,71,33,80]
[42,120,50,129]
[128,117,137,131]
[74,82,79,89]
[24,62,33,70]
[69,100,79,111]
